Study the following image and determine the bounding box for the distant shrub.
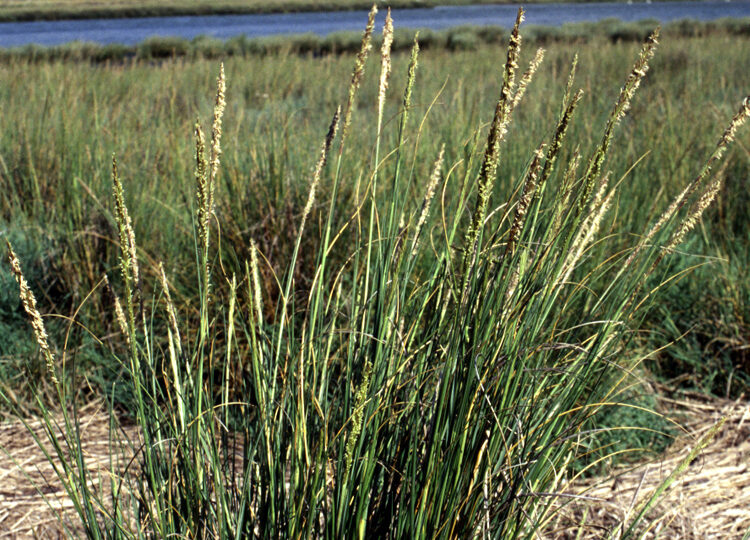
[190,35,225,58]
[136,36,189,59]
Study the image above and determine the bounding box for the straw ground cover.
[547,390,750,539]
[1,8,750,538]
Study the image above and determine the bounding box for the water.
[0,1,748,48]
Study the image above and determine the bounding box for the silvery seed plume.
[208,63,226,208]
[195,121,209,250]
[665,173,724,253]
[564,172,614,283]
[578,28,659,215]
[402,35,420,124]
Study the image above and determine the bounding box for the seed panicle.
[505,144,546,258]
[340,4,377,150]
[195,121,210,250]
[411,145,445,257]
[250,240,264,325]
[104,274,130,346]
[578,28,659,216]
[377,8,395,130]
[6,241,58,385]
[511,47,545,111]
[300,107,341,236]
[111,155,141,347]
[196,64,227,258]
[112,155,139,289]
[464,7,525,275]
[403,34,420,114]
[209,63,226,190]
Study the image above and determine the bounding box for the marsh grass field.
[1,8,750,538]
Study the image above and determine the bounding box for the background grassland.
[0,0,596,22]
[3,18,749,63]
[1,31,748,409]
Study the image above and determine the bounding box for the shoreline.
[0,0,692,23]
[1,16,747,62]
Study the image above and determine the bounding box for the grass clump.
[3,7,750,538]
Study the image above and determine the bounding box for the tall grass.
[3,31,749,403]
[3,8,750,538]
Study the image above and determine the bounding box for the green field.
[1,14,749,537]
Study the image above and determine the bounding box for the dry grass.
[547,391,750,539]
[0,402,138,539]
[2,392,747,538]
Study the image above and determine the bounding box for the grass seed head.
[628,95,750,268]
[541,89,583,187]
[209,63,226,190]
[344,359,373,476]
[195,121,210,250]
[250,239,264,324]
[511,47,545,111]
[6,240,58,385]
[666,173,724,253]
[104,274,130,346]
[341,4,377,148]
[464,7,525,272]
[716,94,750,151]
[377,8,394,125]
[562,173,614,285]
[505,144,546,258]
[563,53,579,105]
[579,28,659,216]
[411,145,445,256]
[195,64,226,261]
[301,107,341,235]
[112,155,139,289]
[403,34,420,111]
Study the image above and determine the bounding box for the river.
[0,1,748,48]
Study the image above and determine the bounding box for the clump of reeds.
[4,7,749,539]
